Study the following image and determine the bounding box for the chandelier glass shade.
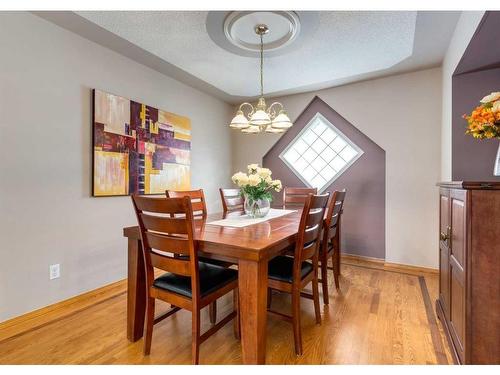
[229,24,293,134]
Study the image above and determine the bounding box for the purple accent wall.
[452,11,500,181]
[454,12,500,75]
[263,96,386,260]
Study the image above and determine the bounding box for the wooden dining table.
[123,209,303,364]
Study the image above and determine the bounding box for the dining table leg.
[238,258,269,364]
[127,237,146,342]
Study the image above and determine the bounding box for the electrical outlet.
[49,264,60,280]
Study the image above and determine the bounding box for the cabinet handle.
[440,226,452,245]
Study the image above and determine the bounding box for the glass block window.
[279,113,364,192]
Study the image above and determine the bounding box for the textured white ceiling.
[70,11,459,101]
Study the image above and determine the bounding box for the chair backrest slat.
[132,195,199,297]
[134,195,191,214]
[145,232,191,255]
[166,189,208,218]
[323,190,347,245]
[140,213,189,234]
[293,193,330,274]
[283,187,317,207]
[150,252,191,276]
[302,222,322,245]
[219,188,244,213]
[300,240,318,261]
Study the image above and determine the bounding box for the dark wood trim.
[418,276,449,365]
[465,189,473,364]
[369,292,380,314]
[437,181,500,190]
[436,299,460,364]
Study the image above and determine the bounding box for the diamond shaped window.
[279,113,364,192]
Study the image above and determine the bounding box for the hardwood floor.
[0,260,452,364]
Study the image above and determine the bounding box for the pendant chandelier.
[229,24,293,134]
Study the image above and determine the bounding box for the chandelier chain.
[260,32,264,97]
[228,24,293,133]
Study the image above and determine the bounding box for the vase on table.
[244,195,271,218]
[231,164,282,218]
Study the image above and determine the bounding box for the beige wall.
[232,68,443,269]
[440,11,484,180]
[0,13,232,321]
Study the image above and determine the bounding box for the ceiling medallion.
[228,24,293,134]
[223,11,300,53]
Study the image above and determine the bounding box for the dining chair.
[283,187,318,208]
[166,188,231,325]
[166,189,207,218]
[219,188,244,213]
[319,190,347,304]
[267,192,330,355]
[131,195,239,364]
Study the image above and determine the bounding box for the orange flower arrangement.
[463,92,500,139]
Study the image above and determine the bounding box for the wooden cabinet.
[436,182,500,364]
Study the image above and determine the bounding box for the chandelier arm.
[267,102,284,119]
[238,102,255,117]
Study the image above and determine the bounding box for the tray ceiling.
[38,11,461,103]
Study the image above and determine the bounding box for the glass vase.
[494,140,500,176]
[244,195,271,218]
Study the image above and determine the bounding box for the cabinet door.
[439,188,451,319]
[449,189,467,363]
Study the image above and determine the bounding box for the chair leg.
[291,288,303,355]
[209,301,217,325]
[233,288,240,340]
[267,288,272,309]
[192,309,201,365]
[333,250,340,290]
[143,297,155,355]
[312,269,322,325]
[320,256,330,305]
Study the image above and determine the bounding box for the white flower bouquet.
[231,164,282,217]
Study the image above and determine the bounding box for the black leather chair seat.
[153,262,237,298]
[268,255,313,283]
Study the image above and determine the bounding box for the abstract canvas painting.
[92,89,191,196]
